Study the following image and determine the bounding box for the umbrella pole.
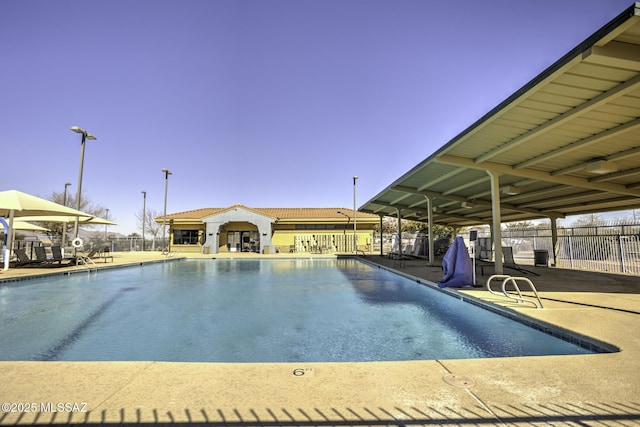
[3,210,14,271]
[0,217,7,271]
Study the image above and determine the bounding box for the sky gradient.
[1,0,633,235]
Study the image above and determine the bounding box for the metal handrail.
[76,256,97,272]
[486,274,512,296]
[486,274,544,308]
[501,276,544,309]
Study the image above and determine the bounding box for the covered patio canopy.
[359,3,640,272]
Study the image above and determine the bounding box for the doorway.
[227,230,260,252]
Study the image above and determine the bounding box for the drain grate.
[443,374,475,387]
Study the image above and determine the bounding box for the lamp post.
[337,210,350,253]
[161,168,172,254]
[141,190,146,251]
[70,126,97,254]
[104,208,109,240]
[61,182,72,248]
[353,175,358,255]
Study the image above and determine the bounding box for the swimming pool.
[0,258,598,362]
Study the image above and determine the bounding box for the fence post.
[618,235,627,274]
[568,235,574,269]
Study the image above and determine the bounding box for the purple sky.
[1,0,633,235]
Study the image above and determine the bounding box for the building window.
[173,230,200,245]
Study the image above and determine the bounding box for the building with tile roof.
[156,204,380,254]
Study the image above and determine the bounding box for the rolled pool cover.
[438,236,474,288]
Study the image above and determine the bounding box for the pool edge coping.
[355,256,621,355]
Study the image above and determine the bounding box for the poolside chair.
[434,238,450,258]
[51,245,75,266]
[12,249,42,267]
[502,246,539,276]
[34,246,52,264]
[99,246,113,263]
[76,248,99,265]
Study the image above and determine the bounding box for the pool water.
[0,259,594,362]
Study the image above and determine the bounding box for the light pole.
[161,168,172,254]
[70,126,97,253]
[353,175,358,255]
[61,182,72,248]
[104,208,109,240]
[141,190,146,251]
[337,210,350,253]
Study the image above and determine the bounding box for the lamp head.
[70,126,97,140]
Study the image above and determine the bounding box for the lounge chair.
[75,248,99,266]
[34,247,53,264]
[502,246,539,276]
[12,249,42,267]
[434,238,450,258]
[51,246,75,266]
[99,247,113,263]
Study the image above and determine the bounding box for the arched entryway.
[202,205,276,254]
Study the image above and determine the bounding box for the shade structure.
[0,190,94,218]
[17,215,117,226]
[0,190,94,270]
[10,221,50,231]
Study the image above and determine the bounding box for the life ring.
[72,238,83,248]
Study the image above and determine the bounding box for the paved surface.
[0,252,639,426]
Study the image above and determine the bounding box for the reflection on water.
[0,259,592,362]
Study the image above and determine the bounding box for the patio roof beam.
[363,201,485,224]
[582,40,640,70]
[416,166,467,191]
[516,191,602,208]
[435,154,640,197]
[552,145,640,177]
[474,71,640,164]
[389,192,413,206]
[442,176,490,195]
[546,195,640,212]
[391,184,565,218]
[589,166,640,183]
[516,116,640,170]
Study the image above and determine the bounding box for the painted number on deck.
[292,368,314,377]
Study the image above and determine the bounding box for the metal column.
[487,170,503,274]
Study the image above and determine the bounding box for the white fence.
[460,224,640,276]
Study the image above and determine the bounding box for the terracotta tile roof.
[160,205,379,221]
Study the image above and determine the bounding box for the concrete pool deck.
[0,252,639,425]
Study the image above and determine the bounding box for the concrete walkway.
[0,252,639,426]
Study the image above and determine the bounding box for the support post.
[395,208,402,258]
[487,170,503,274]
[379,215,384,256]
[424,196,435,266]
[550,217,558,267]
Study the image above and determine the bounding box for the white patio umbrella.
[0,190,94,270]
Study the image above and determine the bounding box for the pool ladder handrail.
[486,274,544,309]
[76,256,98,272]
